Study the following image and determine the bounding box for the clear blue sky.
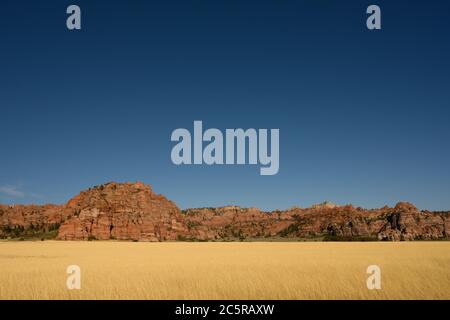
[1,0,449,210]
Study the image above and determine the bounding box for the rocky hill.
[0,182,449,241]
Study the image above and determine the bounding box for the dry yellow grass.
[0,241,449,300]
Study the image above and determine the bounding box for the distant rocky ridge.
[0,182,449,241]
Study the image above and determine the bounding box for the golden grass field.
[0,241,449,300]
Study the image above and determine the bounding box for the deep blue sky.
[1,0,449,210]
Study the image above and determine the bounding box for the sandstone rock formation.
[0,182,449,241]
[58,182,188,241]
[0,203,73,239]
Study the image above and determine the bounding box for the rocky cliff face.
[183,202,449,241]
[0,182,449,241]
[0,203,72,239]
[58,182,188,241]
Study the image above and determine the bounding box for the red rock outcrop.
[377,202,449,241]
[183,202,450,241]
[57,182,188,241]
[0,203,72,238]
[182,206,295,240]
[0,182,449,241]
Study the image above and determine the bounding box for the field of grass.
[0,241,449,300]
